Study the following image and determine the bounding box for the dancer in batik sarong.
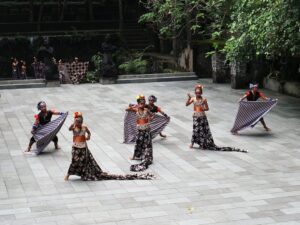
[12,58,19,79]
[146,95,170,138]
[238,83,271,132]
[124,97,170,143]
[25,101,63,152]
[186,85,247,152]
[65,112,153,181]
[20,60,27,79]
[126,95,154,171]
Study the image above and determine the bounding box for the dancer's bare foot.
[264,127,271,131]
[64,175,69,181]
[159,132,167,138]
[130,156,141,160]
[24,146,31,153]
[54,144,60,150]
[189,144,193,149]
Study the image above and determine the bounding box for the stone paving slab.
[0,79,300,225]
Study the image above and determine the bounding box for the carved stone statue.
[36,37,59,81]
[100,34,117,77]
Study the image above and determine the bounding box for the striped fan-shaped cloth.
[231,100,277,133]
[123,111,170,144]
[33,112,68,154]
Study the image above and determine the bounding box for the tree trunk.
[211,52,229,83]
[37,0,45,32]
[60,0,67,22]
[172,37,178,56]
[118,0,124,37]
[185,0,191,48]
[230,61,247,89]
[87,0,94,21]
[29,0,34,22]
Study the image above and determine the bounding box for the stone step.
[0,79,46,89]
[118,72,196,79]
[116,72,198,84]
[0,79,45,85]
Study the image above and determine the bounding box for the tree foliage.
[139,0,187,38]
[139,0,300,62]
[224,0,300,62]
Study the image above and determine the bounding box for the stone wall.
[264,77,300,98]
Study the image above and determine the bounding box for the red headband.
[194,84,203,91]
[74,112,82,118]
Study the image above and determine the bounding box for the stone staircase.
[0,79,46,90]
[117,72,198,84]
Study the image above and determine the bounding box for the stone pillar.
[211,53,229,83]
[230,61,247,89]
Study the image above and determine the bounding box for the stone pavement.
[0,79,300,225]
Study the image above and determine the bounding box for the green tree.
[224,0,300,62]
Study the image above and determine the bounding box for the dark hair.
[37,101,46,110]
[137,98,146,104]
[148,95,157,102]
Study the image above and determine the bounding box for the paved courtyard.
[0,79,300,225]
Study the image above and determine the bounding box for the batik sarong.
[231,100,277,133]
[124,111,170,144]
[33,112,68,154]
[192,115,247,152]
[67,147,153,180]
[130,128,153,172]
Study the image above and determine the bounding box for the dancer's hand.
[187,93,192,99]
[31,129,35,134]
[86,135,90,141]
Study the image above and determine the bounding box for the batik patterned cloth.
[65,62,89,84]
[192,115,247,152]
[130,128,153,172]
[124,111,170,144]
[67,147,153,180]
[58,63,71,84]
[33,112,68,154]
[32,62,45,79]
[231,100,277,133]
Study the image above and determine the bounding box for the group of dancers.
[24,83,277,181]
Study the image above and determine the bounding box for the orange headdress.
[74,112,83,118]
[194,84,203,92]
[136,94,146,103]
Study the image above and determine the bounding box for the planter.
[99,76,117,85]
[264,77,300,97]
[46,80,60,87]
[211,53,229,83]
[284,81,300,97]
[263,77,282,93]
[230,61,247,89]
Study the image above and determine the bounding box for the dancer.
[124,96,170,144]
[25,101,64,153]
[31,57,45,79]
[238,83,271,132]
[20,60,27,79]
[146,95,169,138]
[65,112,153,181]
[126,95,154,171]
[11,58,19,79]
[186,84,247,152]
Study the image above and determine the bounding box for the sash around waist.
[194,106,203,112]
[137,118,149,125]
[73,135,86,143]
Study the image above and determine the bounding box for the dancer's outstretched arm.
[186,93,193,106]
[202,98,209,111]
